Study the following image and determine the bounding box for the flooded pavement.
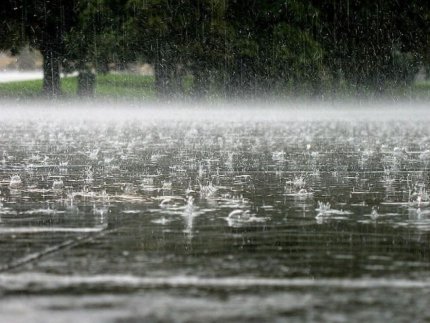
[1,103,430,322]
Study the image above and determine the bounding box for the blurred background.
[0,0,429,100]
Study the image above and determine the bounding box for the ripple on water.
[2,108,430,321]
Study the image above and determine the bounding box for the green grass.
[95,74,155,99]
[0,72,429,100]
[0,78,48,98]
[412,81,430,97]
[0,73,156,99]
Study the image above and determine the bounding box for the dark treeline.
[1,0,429,98]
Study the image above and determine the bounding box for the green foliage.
[0,0,429,98]
[0,1,79,53]
[311,0,429,92]
[64,0,131,73]
[221,0,325,96]
[0,1,81,96]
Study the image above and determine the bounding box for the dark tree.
[126,0,230,99]
[1,0,429,99]
[126,0,184,98]
[1,0,79,97]
[224,0,324,97]
[64,0,131,96]
[312,0,430,93]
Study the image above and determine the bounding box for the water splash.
[9,175,22,189]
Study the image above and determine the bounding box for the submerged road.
[0,104,430,322]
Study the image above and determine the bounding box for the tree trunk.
[154,61,173,99]
[41,48,61,97]
[191,65,209,99]
[77,70,96,97]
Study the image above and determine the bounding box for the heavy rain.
[0,1,430,322]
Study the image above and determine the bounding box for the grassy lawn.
[0,73,155,99]
[0,72,429,100]
[412,81,430,97]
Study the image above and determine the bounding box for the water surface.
[1,102,430,322]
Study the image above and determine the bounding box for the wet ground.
[1,102,430,322]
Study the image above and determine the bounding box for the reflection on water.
[1,105,430,321]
